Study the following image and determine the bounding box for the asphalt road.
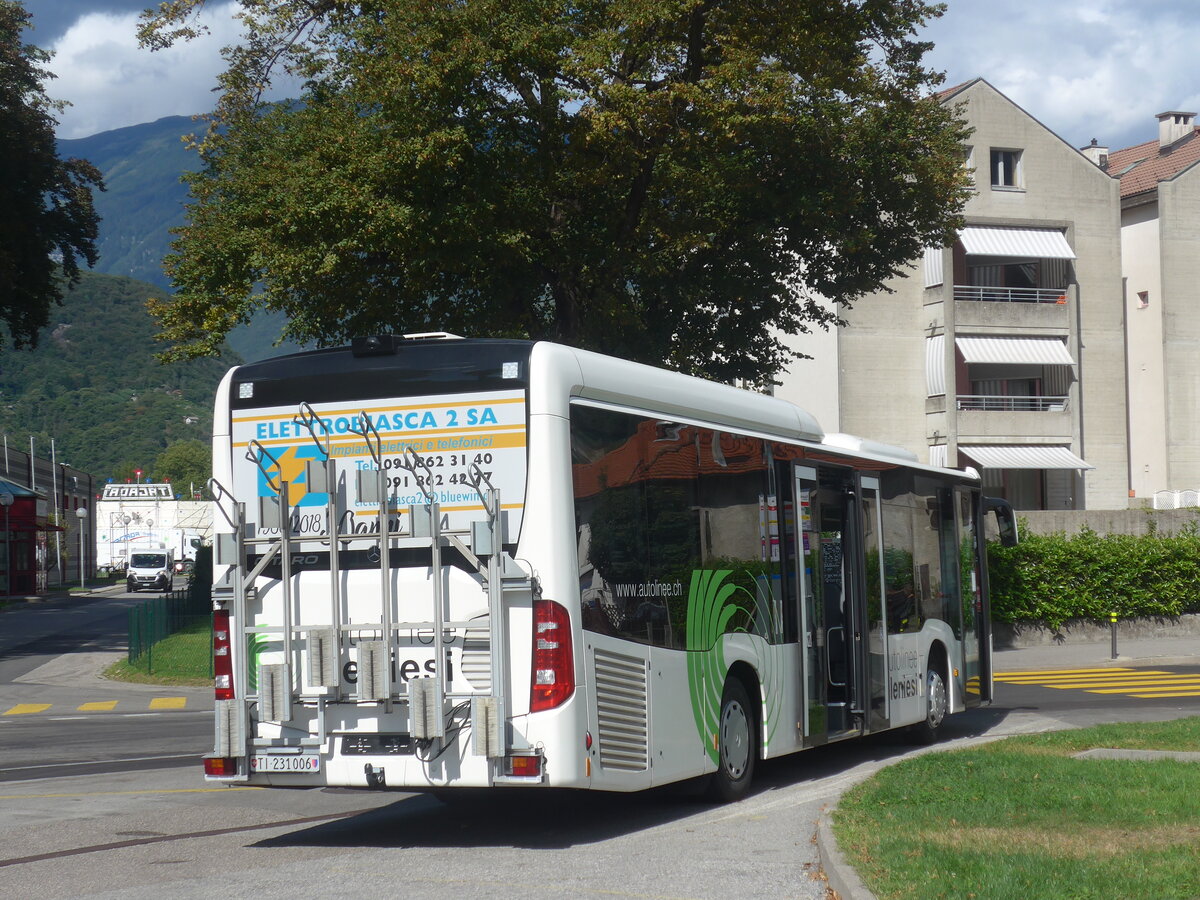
[0,589,212,781]
[2,592,1198,899]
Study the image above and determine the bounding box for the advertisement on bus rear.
[231,390,527,538]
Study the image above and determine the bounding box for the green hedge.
[987,523,1200,628]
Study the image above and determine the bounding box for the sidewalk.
[994,634,1199,671]
[1,582,133,607]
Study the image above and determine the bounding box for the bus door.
[957,487,991,703]
[793,464,866,743]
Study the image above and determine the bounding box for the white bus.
[203,334,1017,800]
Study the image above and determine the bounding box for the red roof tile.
[1108,128,1200,199]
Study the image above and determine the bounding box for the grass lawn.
[105,618,212,686]
[834,718,1200,900]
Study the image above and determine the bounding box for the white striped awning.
[926,335,945,396]
[959,445,1093,470]
[928,444,948,468]
[923,246,944,288]
[956,336,1074,366]
[959,226,1076,260]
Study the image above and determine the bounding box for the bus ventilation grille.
[592,648,649,772]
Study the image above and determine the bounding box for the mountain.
[58,117,305,362]
[0,271,237,480]
[58,116,194,293]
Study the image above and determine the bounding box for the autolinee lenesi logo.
[685,568,784,763]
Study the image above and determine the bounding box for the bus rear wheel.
[707,679,756,802]
[909,665,948,744]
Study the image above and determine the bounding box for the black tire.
[909,664,948,745]
[707,678,757,802]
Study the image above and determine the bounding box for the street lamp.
[75,507,88,590]
[122,514,131,569]
[0,492,12,598]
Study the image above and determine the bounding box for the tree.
[153,439,212,498]
[141,0,969,385]
[0,1,103,350]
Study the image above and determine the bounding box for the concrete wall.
[1122,198,1168,498]
[1020,506,1200,536]
[995,613,1200,648]
[772,312,841,434]
[1158,169,1200,488]
[832,259,930,457]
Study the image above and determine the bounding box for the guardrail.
[953,285,1068,304]
[956,395,1069,412]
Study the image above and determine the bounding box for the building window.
[990,148,1022,189]
[1137,290,1150,308]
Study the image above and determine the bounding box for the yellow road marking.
[996,668,1139,677]
[997,673,1150,680]
[1042,678,1200,689]
[996,673,1154,683]
[996,666,1200,698]
[3,704,52,716]
[149,697,187,710]
[77,701,119,712]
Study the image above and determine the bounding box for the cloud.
[46,3,244,139]
[921,0,1200,152]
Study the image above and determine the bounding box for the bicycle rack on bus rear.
[212,401,534,774]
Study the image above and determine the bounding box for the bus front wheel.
[909,665,948,744]
[707,679,756,802]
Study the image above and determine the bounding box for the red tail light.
[213,609,234,700]
[506,754,543,777]
[204,756,238,777]
[530,599,574,712]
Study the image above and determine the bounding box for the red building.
[0,478,65,596]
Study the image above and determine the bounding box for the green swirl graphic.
[686,568,781,764]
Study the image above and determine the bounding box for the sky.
[19,0,1200,152]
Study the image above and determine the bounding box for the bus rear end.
[203,335,560,790]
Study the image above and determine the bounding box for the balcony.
[956,395,1073,442]
[953,285,1068,304]
[954,287,1071,333]
[956,395,1069,412]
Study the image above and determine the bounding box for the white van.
[127,550,175,593]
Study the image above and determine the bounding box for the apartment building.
[1106,113,1200,504]
[775,78,1129,510]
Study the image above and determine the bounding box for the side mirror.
[984,497,1019,547]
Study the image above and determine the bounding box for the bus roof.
[225,335,975,482]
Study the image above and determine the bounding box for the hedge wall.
[986,523,1200,628]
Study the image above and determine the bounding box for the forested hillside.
[57,116,193,292]
[58,117,305,362]
[0,272,238,480]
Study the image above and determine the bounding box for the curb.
[816,808,877,900]
[1,584,126,608]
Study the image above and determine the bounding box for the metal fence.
[127,588,213,676]
[953,285,1068,304]
[1153,490,1200,510]
[956,394,1070,412]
